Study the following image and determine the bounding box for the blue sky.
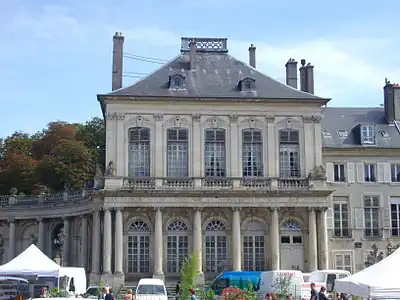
[1,0,400,137]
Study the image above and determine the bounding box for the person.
[40,287,48,298]
[265,293,272,300]
[124,289,134,300]
[105,287,114,300]
[318,287,328,300]
[100,287,108,300]
[175,281,180,300]
[286,295,293,300]
[189,288,197,300]
[310,283,318,300]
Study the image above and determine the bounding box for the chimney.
[384,79,400,122]
[248,44,256,68]
[285,58,297,88]
[299,59,315,94]
[112,32,124,91]
[189,39,197,70]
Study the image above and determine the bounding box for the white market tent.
[0,244,60,276]
[335,247,400,298]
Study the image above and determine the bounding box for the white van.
[136,278,168,300]
[301,269,351,298]
[258,270,304,299]
[59,267,87,295]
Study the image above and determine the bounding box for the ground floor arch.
[280,220,304,270]
[127,220,151,274]
[242,220,266,271]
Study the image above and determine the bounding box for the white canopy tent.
[0,244,60,276]
[335,247,400,298]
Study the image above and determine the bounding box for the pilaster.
[153,207,164,280]
[269,208,280,270]
[232,208,241,271]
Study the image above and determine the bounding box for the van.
[258,270,304,300]
[135,278,168,300]
[36,267,86,296]
[210,271,262,296]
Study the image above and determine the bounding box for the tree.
[180,252,200,300]
[1,132,34,156]
[364,244,384,267]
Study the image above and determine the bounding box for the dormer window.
[239,77,256,92]
[168,74,186,90]
[360,124,375,145]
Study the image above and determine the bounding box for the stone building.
[0,33,399,287]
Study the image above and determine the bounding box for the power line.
[123,53,167,64]
[123,52,168,63]
[124,71,149,76]
[123,74,145,79]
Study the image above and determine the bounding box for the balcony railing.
[120,177,311,191]
[0,189,97,207]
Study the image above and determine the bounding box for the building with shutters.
[0,33,399,287]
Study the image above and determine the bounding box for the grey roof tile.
[104,52,327,100]
[321,107,400,148]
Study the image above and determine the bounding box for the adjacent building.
[0,33,399,287]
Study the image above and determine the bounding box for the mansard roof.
[102,37,327,101]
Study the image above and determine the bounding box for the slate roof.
[321,107,400,148]
[104,52,327,101]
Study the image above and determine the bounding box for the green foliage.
[48,288,69,297]
[180,252,200,300]
[0,117,105,194]
[272,276,292,300]
[198,288,215,300]
[243,283,258,300]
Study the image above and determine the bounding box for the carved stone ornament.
[192,114,201,122]
[210,118,219,128]
[265,115,275,123]
[105,160,116,176]
[303,115,321,123]
[308,165,326,180]
[229,114,238,123]
[106,112,125,121]
[136,116,144,126]
[154,114,163,122]
[115,113,125,121]
[174,117,181,127]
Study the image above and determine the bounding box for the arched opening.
[127,220,151,274]
[280,220,304,270]
[242,220,265,271]
[204,220,227,273]
[166,220,189,273]
[51,223,64,262]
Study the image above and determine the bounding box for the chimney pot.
[248,44,256,68]
[112,32,124,91]
[285,58,298,89]
[189,39,197,70]
[301,59,306,66]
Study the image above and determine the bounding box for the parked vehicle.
[136,278,168,300]
[301,269,351,298]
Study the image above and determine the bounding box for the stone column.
[103,209,112,274]
[115,208,124,274]
[318,208,329,269]
[8,220,15,261]
[153,208,164,279]
[269,209,280,270]
[91,210,101,275]
[80,215,88,268]
[232,209,241,271]
[308,209,318,271]
[62,218,70,266]
[193,209,203,279]
[38,218,45,252]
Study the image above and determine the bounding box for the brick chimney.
[112,32,124,91]
[384,78,400,122]
[299,59,314,94]
[285,58,297,89]
[248,44,256,68]
[189,39,197,70]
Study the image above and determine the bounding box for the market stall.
[335,248,400,298]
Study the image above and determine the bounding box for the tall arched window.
[166,220,189,273]
[204,129,226,177]
[128,127,150,177]
[279,129,300,177]
[242,129,263,177]
[127,220,151,273]
[242,221,265,271]
[167,128,189,177]
[204,220,227,273]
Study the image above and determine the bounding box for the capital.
[114,207,124,212]
[36,217,44,223]
[307,208,316,213]
[231,207,242,212]
[265,115,275,123]
[7,217,15,224]
[268,208,280,213]
[193,207,203,212]
[192,114,201,122]
[153,113,163,121]
[229,114,238,123]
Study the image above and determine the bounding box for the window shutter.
[326,163,334,182]
[347,163,355,183]
[356,163,364,183]
[384,163,391,182]
[353,207,364,228]
[383,207,391,229]
[326,207,333,229]
[377,163,385,183]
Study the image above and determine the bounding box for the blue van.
[210,271,262,296]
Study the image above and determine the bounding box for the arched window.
[242,129,263,177]
[166,220,189,273]
[128,127,150,177]
[127,220,151,273]
[204,129,226,177]
[279,129,300,178]
[242,221,265,271]
[167,128,189,177]
[204,220,227,273]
